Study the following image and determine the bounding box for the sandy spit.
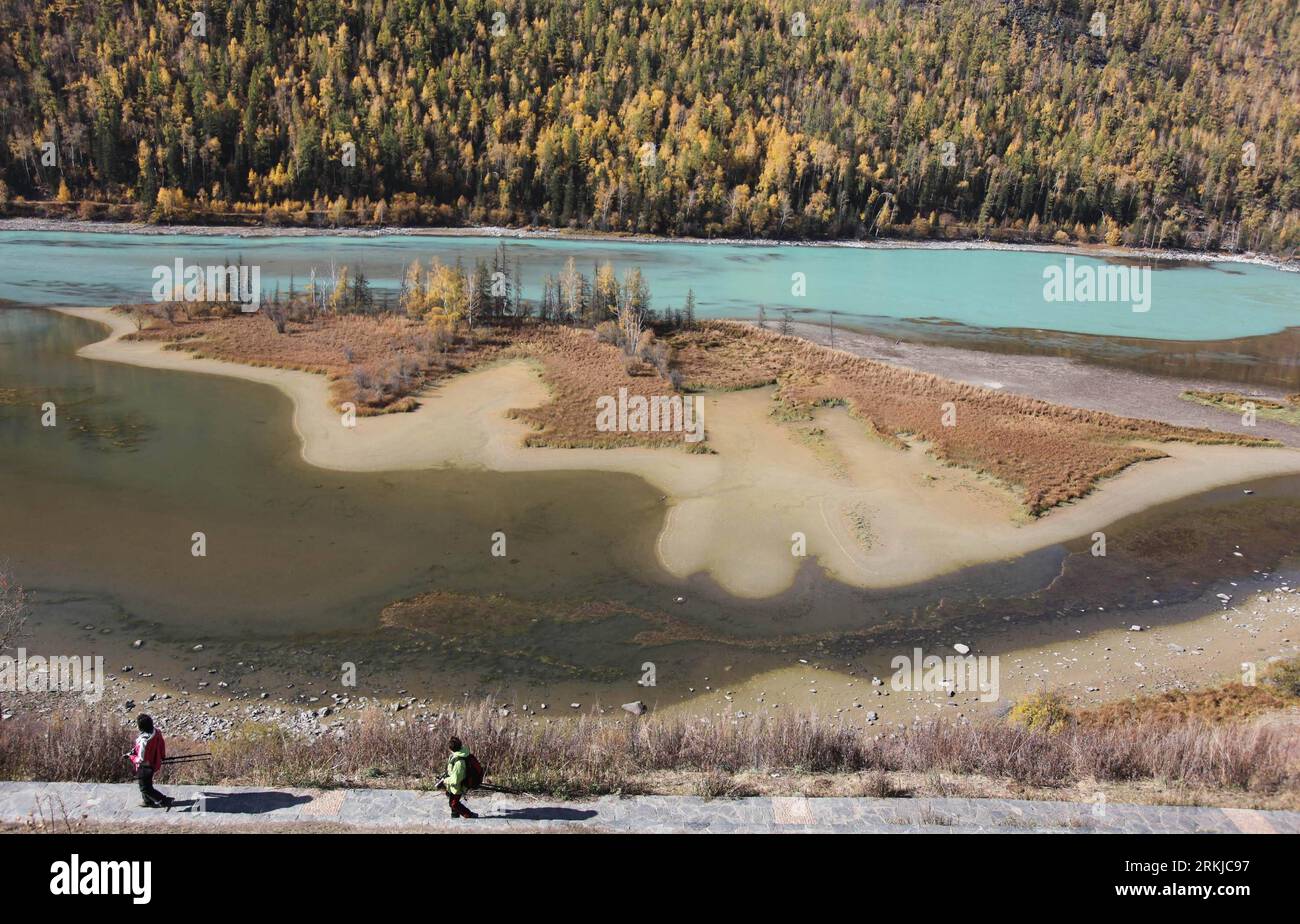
[51,306,1300,598]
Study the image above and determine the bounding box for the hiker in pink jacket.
[126,714,172,808]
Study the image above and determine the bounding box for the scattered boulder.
[621,701,647,716]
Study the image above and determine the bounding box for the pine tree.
[3,1,1293,254]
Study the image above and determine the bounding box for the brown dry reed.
[0,700,1292,799]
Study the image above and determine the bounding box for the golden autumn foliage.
[1,0,1296,253]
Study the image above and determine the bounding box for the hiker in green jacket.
[437,736,479,819]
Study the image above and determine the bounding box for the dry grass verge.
[2,682,1295,807]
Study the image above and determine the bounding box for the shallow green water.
[3,307,1300,704]
[0,309,671,630]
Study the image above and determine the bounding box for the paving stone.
[2,782,1296,833]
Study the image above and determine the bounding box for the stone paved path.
[3,782,1298,833]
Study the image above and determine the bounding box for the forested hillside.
[2,0,1297,253]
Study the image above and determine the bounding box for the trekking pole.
[478,782,522,796]
[162,753,212,764]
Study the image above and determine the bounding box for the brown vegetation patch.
[379,587,839,651]
[119,311,1276,513]
[2,697,1294,803]
[672,322,1274,514]
[121,310,700,447]
[1181,388,1300,426]
[122,307,506,416]
[379,590,643,637]
[379,588,778,652]
[1080,684,1294,728]
[501,325,698,449]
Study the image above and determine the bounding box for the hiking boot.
[464,811,479,819]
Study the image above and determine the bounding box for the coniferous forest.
[1,0,1297,254]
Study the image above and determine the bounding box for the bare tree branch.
[0,563,29,653]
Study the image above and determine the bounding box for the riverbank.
[51,307,1300,598]
[11,564,1298,739]
[3,641,1297,811]
[770,319,1300,446]
[665,567,1300,729]
[6,216,1294,272]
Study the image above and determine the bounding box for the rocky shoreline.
[3,217,1293,272]
[6,573,1298,746]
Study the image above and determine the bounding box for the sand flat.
[53,307,1300,597]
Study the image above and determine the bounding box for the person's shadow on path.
[176,791,313,815]
[491,806,598,822]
